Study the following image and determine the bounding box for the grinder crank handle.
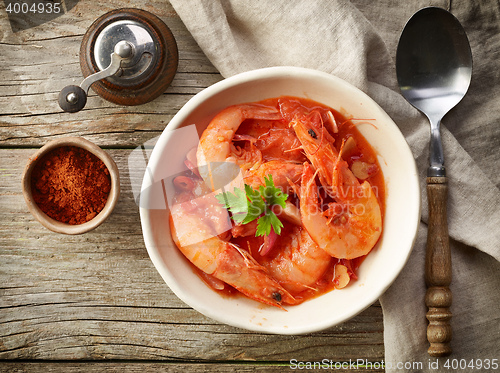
[425,176,452,357]
[58,41,133,113]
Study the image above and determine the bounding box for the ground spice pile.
[31,146,111,225]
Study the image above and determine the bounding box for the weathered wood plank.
[0,148,384,362]
[0,361,384,373]
[0,1,222,148]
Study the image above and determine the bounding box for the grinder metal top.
[59,8,178,113]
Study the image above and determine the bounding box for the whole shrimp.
[282,98,382,259]
[196,104,282,190]
[170,176,295,308]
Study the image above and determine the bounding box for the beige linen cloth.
[168,0,500,370]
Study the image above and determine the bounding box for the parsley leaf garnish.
[215,175,288,236]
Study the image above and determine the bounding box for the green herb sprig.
[215,175,288,236]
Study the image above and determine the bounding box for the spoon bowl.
[397,7,472,122]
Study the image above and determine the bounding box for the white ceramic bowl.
[140,66,420,334]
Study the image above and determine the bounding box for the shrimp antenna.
[341,118,376,129]
[283,145,304,154]
[231,242,266,271]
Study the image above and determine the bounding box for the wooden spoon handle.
[425,176,452,356]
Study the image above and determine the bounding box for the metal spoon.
[396,7,472,357]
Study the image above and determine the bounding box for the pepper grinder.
[58,8,178,112]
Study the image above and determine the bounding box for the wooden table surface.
[0,1,389,372]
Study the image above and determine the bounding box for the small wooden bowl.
[22,137,120,234]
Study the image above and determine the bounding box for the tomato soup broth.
[171,96,385,307]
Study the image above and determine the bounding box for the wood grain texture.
[0,362,385,373]
[0,1,384,370]
[0,0,220,147]
[425,177,452,357]
[1,149,384,365]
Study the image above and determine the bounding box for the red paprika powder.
[31,146,111,225]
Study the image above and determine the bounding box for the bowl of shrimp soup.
[140,66,420,334]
